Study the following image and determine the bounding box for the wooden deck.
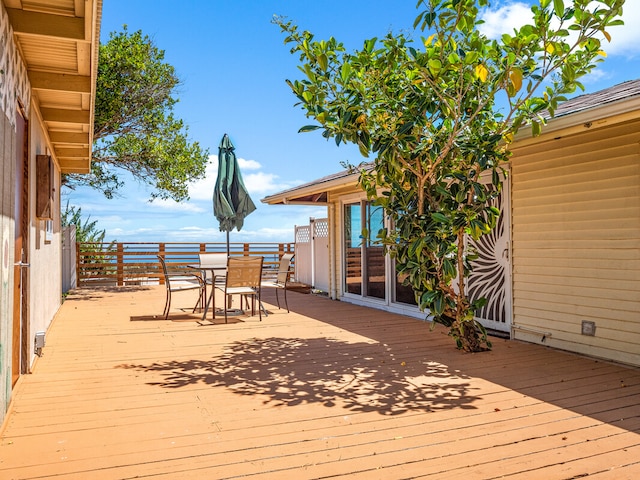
[1,286,639,479]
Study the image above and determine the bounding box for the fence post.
[116,243,124,286]
[76,239,81,286]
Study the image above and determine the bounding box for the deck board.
[1,285,639,479]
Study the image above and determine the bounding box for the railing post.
[244,243,250,256]
[116,243,124,286]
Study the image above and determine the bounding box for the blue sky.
[66,1,640,244]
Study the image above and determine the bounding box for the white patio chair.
[260,253,294,313]
[198,253,227,287]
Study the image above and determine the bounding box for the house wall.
[0,0,28,424]
[327,192,342,301]
[28,109,62,365]
[0,1,62,424]
[0,99,16,424]
[510,118,640,366]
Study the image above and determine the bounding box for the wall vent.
[581,321,596,336]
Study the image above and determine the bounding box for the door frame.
[12,105,29,385]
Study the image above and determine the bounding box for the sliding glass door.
[343,201,385,300]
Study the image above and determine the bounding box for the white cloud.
[579,67,611,86]
[107,226,157,238]
[479,2,531,39]
[188,153,301,200]
[244,171,292,195]
[478,1,638,59]
[165,226,222,241]
[603,3,640,58]
[238,158,261,170]
[147,198,206,213]
[188,158,217,201]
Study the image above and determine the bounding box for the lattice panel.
[296,226,311,243]
[0,7,31,125]
[313,219,329,238]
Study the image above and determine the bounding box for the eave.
[513,81,640,147]
[261,166,366,206]
[6,0,102,174]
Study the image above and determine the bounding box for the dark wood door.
[12,108,27,386]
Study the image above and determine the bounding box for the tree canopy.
[276,0,624,351]
[63,27,209,201]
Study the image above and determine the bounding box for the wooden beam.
[59,158,91,174]
[40,107,90,124]
[49,132,90,144]
[6,8,84,40]
[55,147,89,157]
[75,0,85,17]
[77,42,91,76]
[29,71,91,93]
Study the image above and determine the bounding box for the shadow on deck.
[1,285,639,479]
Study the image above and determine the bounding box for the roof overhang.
[261,166,365,206]
[513,84,640,147]
[6,0,102,173]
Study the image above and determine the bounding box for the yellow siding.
[511,118,640,366]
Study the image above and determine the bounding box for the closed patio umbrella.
[213,134,256,255]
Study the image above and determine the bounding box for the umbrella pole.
[225,230,236,311]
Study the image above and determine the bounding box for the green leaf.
[298,125,321,133]
[442,258,456,279]
[431,212,450,223]
[318,53,328,71]
[364,37,377,53]
[531,120,541,136]
[428,58,442,76]
[340,63,352,82]
[398,121,414,135]
[553,0,565,17]
[408,238,423,258]
[433,294,445,315]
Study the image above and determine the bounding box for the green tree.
[64,27,209,201]
[62,201,116,278]
[276,0,624,351]
[61,201,109,243]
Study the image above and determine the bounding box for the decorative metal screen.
[466,186,511,332]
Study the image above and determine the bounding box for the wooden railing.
[77,242,295,287]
